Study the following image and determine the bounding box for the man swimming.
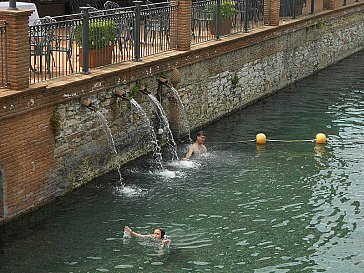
[183,131,207,160]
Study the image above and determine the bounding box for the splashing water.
[95,111,123,184]
[153,169,180,179]
[167,160,201,169]
[114,184,144,197]
[146,94,179,160]
[129,99,164,169]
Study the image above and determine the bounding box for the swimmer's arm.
[162,238,172,246]
[182,146,194,160]
[124,226,152,238]
[202,145,207,153]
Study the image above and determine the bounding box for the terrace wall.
[0,3,363,224]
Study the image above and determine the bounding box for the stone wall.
[176,8,363,130]
[49,82,163,191]
[0,3,363,223]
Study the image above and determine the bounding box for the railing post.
[0,9,32,90]
[244,0,249,32]
[262,0,281,25]
[293,0,296,18]
[311,0,315,14]
[216,0,221,39]
[177,0,192,51]
[133,0,141,61]
[8,0,17,10]
[4,22,8,88]
[269,0,280,26]
[328,0,337,9]
[80,7,90,74]
[1,21,9,88]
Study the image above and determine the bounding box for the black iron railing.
[29,1,177,83]
[141,1,177,58]
[0,20,8,88]
[280,0,307,19]
[29,14,83,83]
[27,0,326,84]
[191,0,265,44]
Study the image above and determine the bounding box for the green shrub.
[208,1,238,21]
[50,111,61,132]
[231,73,239,87]
[129,83,139,97]
[75,20,117,50]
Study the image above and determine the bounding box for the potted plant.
[75,20,117,68]
[208,1,238,35]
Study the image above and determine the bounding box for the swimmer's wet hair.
[159,228,166,238]
[196,131,206,137]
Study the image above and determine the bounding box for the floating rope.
[210,139,315,144]
[210,140,256,144]
[210,133,327,145]
[256,133,327,145]
[210,135,364,145]
[266,139,315,143]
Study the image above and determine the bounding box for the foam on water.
[199,152,213,159]
[167,160,201,169]
[153,169,180,179]
[113,185,144,197]
[138,239,171,249]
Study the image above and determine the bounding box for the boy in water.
[183,131,207,160]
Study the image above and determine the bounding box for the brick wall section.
[177,0,192,51]
[328,0,346,9]
[270,0,280,26]
[0,21,6,87]
[0,164,5,218]
[0,106,55,218]
[264,0,281,26]
[0,10,31,90]
[0,3,363,224]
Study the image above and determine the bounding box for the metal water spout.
[113,90,130,101]
[81,98,97,112]
[140,86,150,96]
[157,76,169,85]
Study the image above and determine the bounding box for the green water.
[1,50,363,273]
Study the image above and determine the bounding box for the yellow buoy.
[256,133,267,145]
[315,133,327,144]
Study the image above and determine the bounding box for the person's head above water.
[196,131,206,144]
[153,228,166,239]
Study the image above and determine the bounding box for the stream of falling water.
[95,111,123,184]
[129,98,164,168]
[146,93,179,160]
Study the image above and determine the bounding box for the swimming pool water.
[0,50,363,273]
